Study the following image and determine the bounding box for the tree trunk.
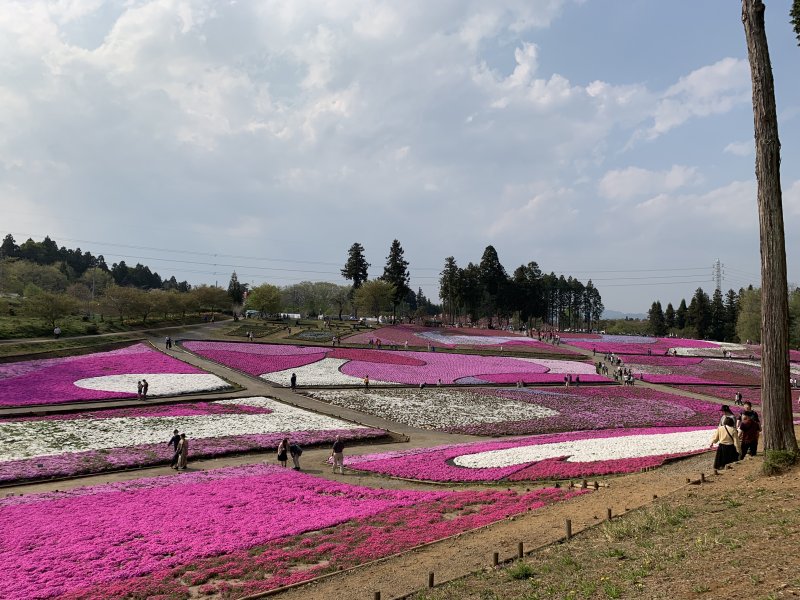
[742,0,798,453]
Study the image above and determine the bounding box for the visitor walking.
[277,437,289,467]
[167,429,181,468]
[331,436,345,474]
[734,391,743,406]
[738,413,760,459]
[290,373,297,391]
[53,326,61,339]
[363,375,369,389]
[165,336,172,350]
[137,380,143,400]
[141,379,149,399]
[176,434,189,470]
[710,416,739,469]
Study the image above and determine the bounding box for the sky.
[2,0,800,314]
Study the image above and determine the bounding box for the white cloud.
[0,1,796,315]
[724,140,753,156]
[487,185,577,236]
[642,57,750,139]
[598,165,703,201]
[785,180,800,216]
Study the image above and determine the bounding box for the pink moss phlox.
[0,343,210,407]
[183,341,601,385]
[442,386,722,436]
[346,426,712,483]
[0,428,384,485]
[0,465,581,600]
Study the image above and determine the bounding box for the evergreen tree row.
[439,246,603,329]
[1,234,190,293]
[648,287,741,342]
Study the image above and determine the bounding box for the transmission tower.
[713,259,724,291]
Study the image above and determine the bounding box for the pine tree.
[648,301,667,336]
[341,243,370,290]
[724,289,739,342]
[227,271,244,305]
[676,299,688,330]
[478,245,508,326]
[439,256,460,324]
[710,288,726,341]
[687,288,711,338]
[792,0,800,44]
[380,239,410,320]
[665,302,676,330]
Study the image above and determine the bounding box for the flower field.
[346,324,581,355]
[346,427,712,483]
[669,385,800,407]
[0,397,385,483]
[563,334,723,356]
[625,357,764,386]
[309,386,723,435]
[0,464,581,599]
[183,341,606,385]
[0,343,231,407]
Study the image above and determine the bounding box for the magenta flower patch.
[0,343,228,407]
[0,465,580,599]
[184,341,603,385]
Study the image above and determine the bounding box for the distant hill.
[602,309,647,320]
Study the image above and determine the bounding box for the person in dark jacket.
[168,429,181,468]
[738,413,760,459]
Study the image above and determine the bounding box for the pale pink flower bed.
[0,465,581,599]
[669,385,800,407]
[345,325,580,355]
[184,341,605,385]
[0,344,219,407]
[565,335,718,355]
[627,357,762,386]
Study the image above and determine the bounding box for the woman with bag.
[277,437,289,468]
[710,416,739,469]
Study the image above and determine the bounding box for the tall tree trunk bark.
[742,0,798,453]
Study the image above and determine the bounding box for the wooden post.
[581,479,587,489]
[700,472,706,483]
[518,541,524,558]
[428,572,434,588]
[493,552,499,566]
[565,519,572,540]
[374,593,381,600]
[593,481,599,490]
[606,508,612,521]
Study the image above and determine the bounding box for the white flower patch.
[260,357,396,386]
[309,389,558,430]
[417,332,535,346]
[0,397,366,462]
[73,374,230,396]
[670,342,746,357]
[452,429,713,468]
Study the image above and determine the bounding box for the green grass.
[762,449,799,476]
